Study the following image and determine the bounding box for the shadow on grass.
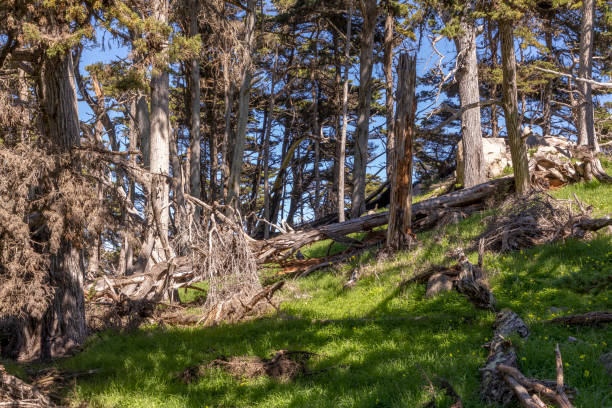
[61,313,489,408]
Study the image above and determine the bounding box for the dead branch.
[481,309,530,405]
[546,311,612,326]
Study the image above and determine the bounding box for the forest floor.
[5,163,612,408]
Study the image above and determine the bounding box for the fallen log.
[546,311,612,326]
[498,344,575,408]
[481,309,530,405]
[250,176,515,263]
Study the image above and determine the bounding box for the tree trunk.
[541,16,554,137]
[221,52,234,203]
[338,0,353,222]
[387,53,417,250]
[455,4,485,187]
[263,47,279,238]
[486,19,500,138]
[577,0,597,151]
[150,0,170,249]
[351,0,377,218]
[228,0,256,207]
[189,0,202,203]
[499,20,530,194]
[310,26,321,218]
[384,6,395,182]
[19,51,86,361]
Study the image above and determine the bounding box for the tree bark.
[150,0,170,247]
[228,0,256,207]
[577,0,597,151]
[387,53,417,250]
[23,50,86,360]
[454,3,485,187]
[338,0,353,222]
[189,0,202,203]
[351,0,377,218]
[263,47,279,238]
[384,5,395,182]
[499,20,530,194]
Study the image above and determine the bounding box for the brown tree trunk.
[221,52,234,203]
[384,6,395,182]
[486,19,500,138]
[228,0,256,207]
[263,47,279,238]
[499,20,530,194]
[18,51,87,361]
[541,16,554,137]
[387,54,417,250]
[351,0,377,218]
[338,0,353,222]
[577,0,597,151]
[455,3,485,187]
[189,0,202,202]
[310,26,321,219]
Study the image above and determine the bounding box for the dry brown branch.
[481,309,530,405]
[546,311,612,325]
[0,365,54,407]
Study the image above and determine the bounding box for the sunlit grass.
[4,175,610,408]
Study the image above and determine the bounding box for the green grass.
[6,173,612,408]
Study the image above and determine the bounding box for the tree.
[338,0,354,223]
[149,0,171,252]
[499,16,531,194]
[577,0,598,151]
[228,0,257,207]
[451,0,485,187]
[384,1,395,182]
[352,0,378,218]
[387,53,417,250]
[189,0,203,202]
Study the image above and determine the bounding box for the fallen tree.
[250,176,515,263]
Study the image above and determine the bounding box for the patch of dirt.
[180,350,316,384]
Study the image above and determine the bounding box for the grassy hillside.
[15,171,612,408]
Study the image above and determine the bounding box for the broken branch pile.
[1,365,54,407]
[479,192,612,253]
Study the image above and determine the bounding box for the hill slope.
[22,171,612,408]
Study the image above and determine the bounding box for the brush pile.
[0,365,54,407]
[479,192,612,253]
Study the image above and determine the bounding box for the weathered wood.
[499,19,531,194]
[453,249,496,310]
[251,176,514,263]
[546,311,612,326]
[481,309,530,405]
[387,53,417,250]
